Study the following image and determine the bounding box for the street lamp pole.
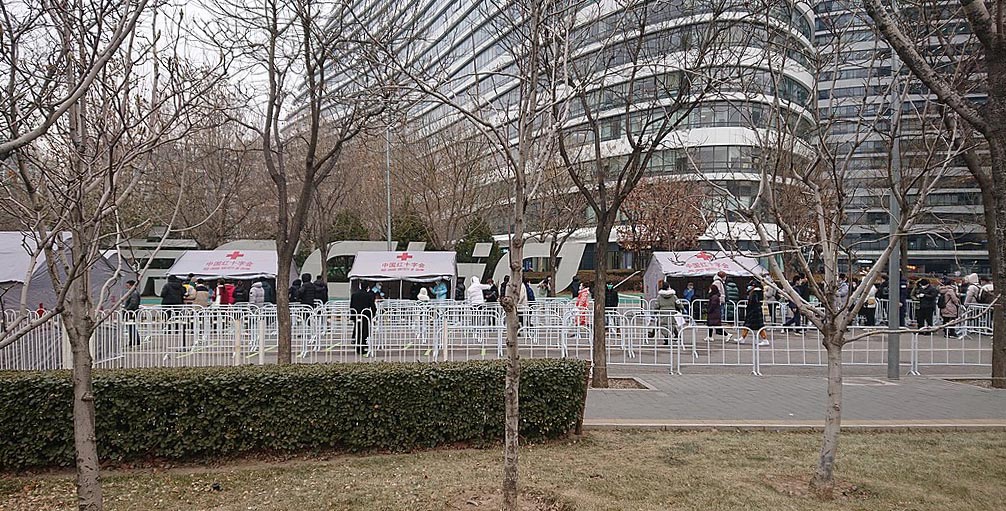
[888,53,904,381]
[386,123,393,252]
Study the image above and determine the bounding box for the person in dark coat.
[289,279,301,302]
[313,276,329,304]
[262,279,276,304]
[605,284,619,309]
[739,280,769,346]
[298,273,317,307]
[913,278,939,328]
[706,285,723,340]
[160,276,185,306]
[570,276,581,298]
[349,282,377,355]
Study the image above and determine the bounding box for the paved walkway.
[584,373,1006,430]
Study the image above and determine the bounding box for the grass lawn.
[3,430,1004,510]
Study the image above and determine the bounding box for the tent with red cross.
[643,250,768,301]
[166,250,286,280]
[348,251,457,298]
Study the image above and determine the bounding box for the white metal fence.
[0,299,995,375]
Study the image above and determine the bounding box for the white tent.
[348,251,457,298]
[643,250,768,300]
[167,250,285,280]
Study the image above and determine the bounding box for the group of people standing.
[160,274,276,307]
[288,273,329,307]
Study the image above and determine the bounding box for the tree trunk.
[64,282,102,510]
[502,267,521,509]
[987,133,1006,388]
[275,251,293,364]
[591,222,611,388]
[810,336,843,499]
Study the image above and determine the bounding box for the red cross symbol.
[696,252,713,261]
[397,252,413,261]
[225,251,245,260]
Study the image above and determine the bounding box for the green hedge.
[0,359,588,469]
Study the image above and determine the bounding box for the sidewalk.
[583,373,1006,430]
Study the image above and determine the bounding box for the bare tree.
[861,0,1006,386]
[204,0,390,363]
[697,2,969,496]
[397,123,503,250]
[0,0,150,160]
[526,162,587,296]
[618,178,712,253]
[0,9,227,509]
[555,1,746,387]
[365,1,579,506]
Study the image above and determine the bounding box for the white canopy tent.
[167,250,288,280]
[643,250,769,300]
[348,251,457,298]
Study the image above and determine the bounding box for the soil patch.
[588,377,647,389]
[447,489,571,511]
[763,474,875,501]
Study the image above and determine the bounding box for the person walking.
[783,274,806,330]
[249,281,266,306]
[706,284,724,341]
[121,280,141,345]
[913,278,939,328]
[575,284,591,326]
[655,282,680,344]
[738,280,769,346]
[938,278,961,337]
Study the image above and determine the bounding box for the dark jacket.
[915,284,939,309]
[299,281,317,306]
[349,288,376,316]
[484,284,499,303]
[262,281,276,304]
[313,279,328,304]
[744,288,765,330]
[160,279,185,305]
[605,286,619,308]
[123,288,141,311]
[707,294,722,326]
[233,285,249,303]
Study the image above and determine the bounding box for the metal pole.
[386,123,393,251]
[887,57,903,381]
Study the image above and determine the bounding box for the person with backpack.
[938,277,960,337]
[913,278,939,328]
[978,277,995,305]
[963,273,980,305]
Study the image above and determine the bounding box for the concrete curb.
[582,419,1006,432]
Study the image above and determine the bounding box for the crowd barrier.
[0,298,995,375]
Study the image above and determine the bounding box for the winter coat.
[744,287,765,330]
[313,279,329,304]
[914,284,939,309]
[864,285,878,309]
[183,284,196,304]
[417,288,430,302]
[575,287,591,326]
[160,280,185,306]
[682,287,695,302]
[350,288,377,316]
[194,285,211,307]
[298,281,317,306]
[712,276,726,301]
[706,294,722,327]
[484,284,499,303]
[605,286,619,308]
[123,289,141,311]
[233,285,249,303]
[833,281,850,311]
[725,282,740,304]
[466,277,491,305]
[249,282,266,305]
[655,289,679,312]
[939,285,960,318]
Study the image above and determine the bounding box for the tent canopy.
[167,250,281,280]
[348,251,456,283]
[643,250,768,300]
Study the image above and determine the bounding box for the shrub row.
[0,359,588,469]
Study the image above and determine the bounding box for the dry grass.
[3,430,1005,510]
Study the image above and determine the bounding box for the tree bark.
[591,222,611,388]
[810,336,843,499]
[987,132,1006,387]
[275,250,293,364]
[65,279,102,510]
